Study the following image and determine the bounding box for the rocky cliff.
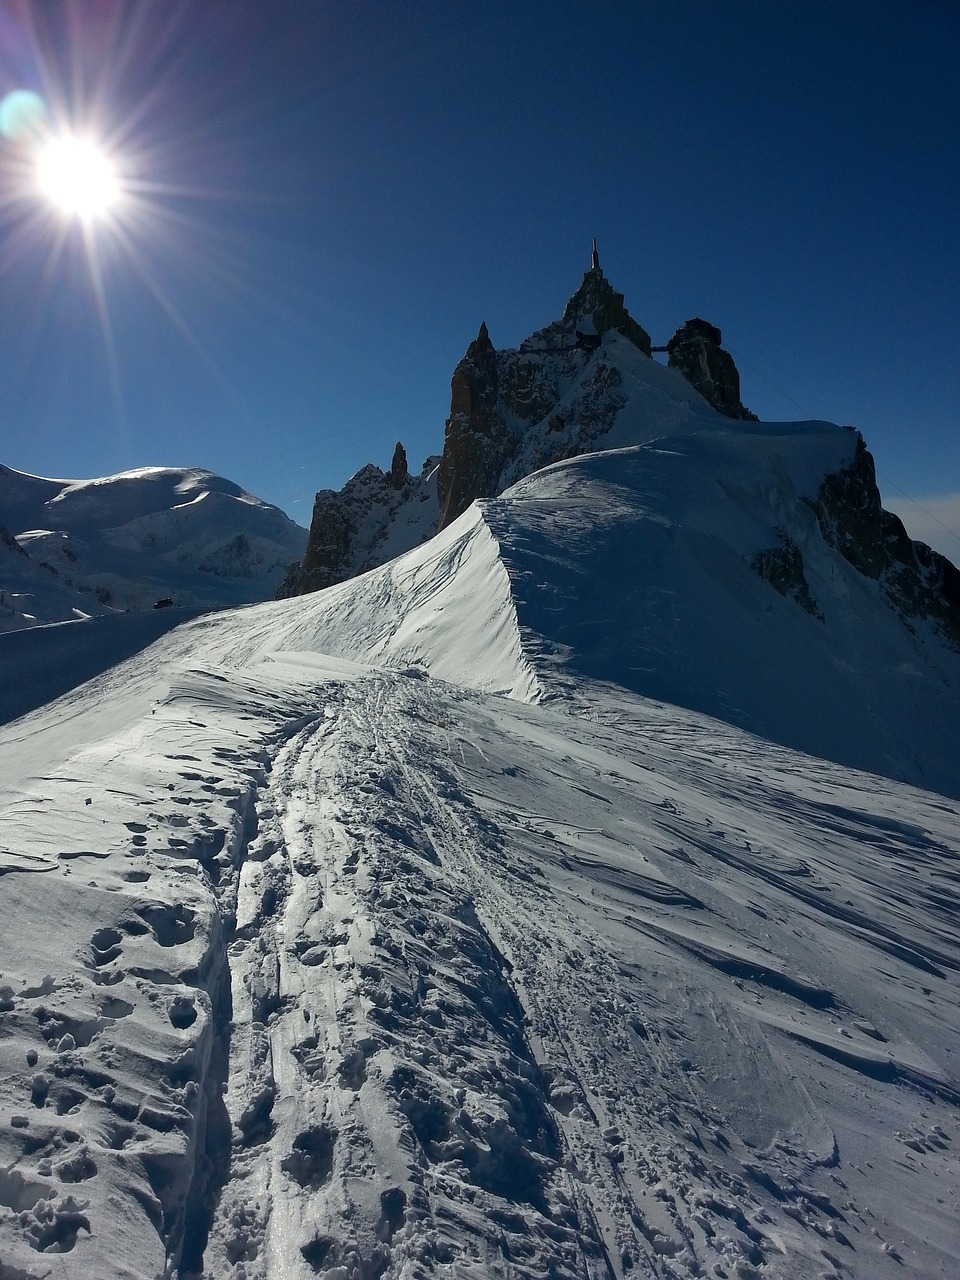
[276,453,439,598]
[282,250,659,594]
[811,434,960,650]
[435,320,509,531]
[666,317,756,420]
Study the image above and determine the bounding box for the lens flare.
[36,134,120,220]
[0,89,47,143]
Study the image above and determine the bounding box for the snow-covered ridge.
[217,500,540,703]
[0,464,306,631]
[216,414,960,798]
[483,425,960,796]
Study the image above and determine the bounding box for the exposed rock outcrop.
[752,530,823,620]
[516,247,652,361]
[811,435,960,650]
[667,317,756,420]
[279,488,354,596]
[285,251,673,592]
[277,448,439,598]
[389,442,409,489]
[434,250,651,533]
[0,523,28,557]
[436,322,514,531]
[561,256,652,357]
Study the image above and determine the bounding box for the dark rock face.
[752,531,823,620]
[522,262,652,360]
[277,450,439,598]
[285,489,355,596]
[389,442,409,490]
[434,257,651,534]
[667,318,756,420]
[561,263,652,357]
[0,524,28,557]
[437,322,514,531]
[812,436,960,650]
[287,254,657,587]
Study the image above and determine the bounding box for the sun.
[35,134,120,221]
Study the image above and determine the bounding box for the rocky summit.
[281,246,669,595]
[281,250,959,669]
[665,316,756,420]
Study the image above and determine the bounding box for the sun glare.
[36,134,120,221]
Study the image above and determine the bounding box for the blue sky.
[0,1,957,560]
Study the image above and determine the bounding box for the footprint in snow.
[90,927,123,966]
[168,995,197,1029]
[281,1125,336,1189]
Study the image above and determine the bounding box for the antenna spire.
[591,237,600,271]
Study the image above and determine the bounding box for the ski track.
[199,669,960,1279]
[0,658,958,1278]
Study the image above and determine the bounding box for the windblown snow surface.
[0,418,958,1280]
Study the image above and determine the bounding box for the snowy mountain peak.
[0,463,306,632]
[284,258,695,591]
[273,247,960,791]
[284,253,944,618]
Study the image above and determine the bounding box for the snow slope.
[0,420,958,1278]
[0,464,307,630]
[160,418,960,799]
[487,428,960,798]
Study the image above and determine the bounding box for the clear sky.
[0,1,957,561]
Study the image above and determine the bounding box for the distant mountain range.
[0,465,306,631]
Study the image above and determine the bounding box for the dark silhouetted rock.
[290,251,657,576]
[434,251,654,532]
[752,531,823,620]
[561,255,652,357]
[812,435,960,650]
[0,524,28,557]
[389,441,409,489]
[524,246,650,359]
[436,322,515,531]
[290,488,355,595]
[667,318,756,420]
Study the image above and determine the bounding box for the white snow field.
[0,415,958,1279]
[0,464,306,633]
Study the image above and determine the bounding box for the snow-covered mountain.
[277,253,960,796]
[0,465,307,631]
[279,250,756,596]
[0,408,958,1278]
[0,254,958,1278]
[279,257,958,710]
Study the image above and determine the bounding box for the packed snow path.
[0,641,957,1279]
